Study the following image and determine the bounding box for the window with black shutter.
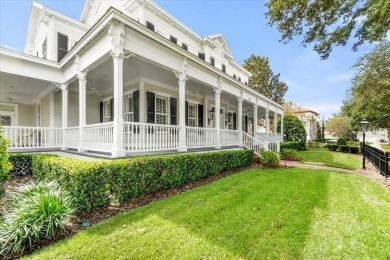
[170,35,177,44]
[146,92,155,123]
[99,102,103,123]
[133,91,140,122]
[146,21,155,31]
[170,97,177,125]
[210,57,215,66]
[185,101,189,126]
[57,33,68,62]
[233,113,237,130]
[233,74,237,79]
[42,37,47,59]
[198,104,203,127]
[222,64,226,73]
[182,43,188,51]
[238,77,241,82]
[198,52,205,61]
[245,81,248,86]
[110,98,114,121]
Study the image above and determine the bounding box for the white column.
[281,115,284,139]
[253,104,258,136]
[49,91,55,146]
[78,71,88,153]
[265,108,269,136]
[237,97,243,146]
[61,84,68,150]
[274,112,278,134]
[214,87,221,149]
[112,55,126,157]
[139,80,145,123]
[177,73,187,151]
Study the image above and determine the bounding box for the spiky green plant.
[0,181,74,257]
[0,125,12,196]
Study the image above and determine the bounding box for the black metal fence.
[361,144,389,177]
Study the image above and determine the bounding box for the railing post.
[61,84,68,150]
[277,141,280,152]
[385,152,389,177]
[214,78,222,149]
[264,141,269,151]
[237,97,243,147]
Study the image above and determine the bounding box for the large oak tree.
[266,0,390,59]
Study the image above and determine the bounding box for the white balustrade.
[124,122,180,152]
[186,127,217,148]
[221,129,240,146]
[242,132,266,156]
[83,123,114,152]
[255,133,278,152]
[3,126,62,149]
[63,127,80,149]
[266,133,284,142]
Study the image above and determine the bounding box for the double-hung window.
[155,95,168,124]
[103,100,111,122]
[188,103,198,127]
[124,93,134,122]
[57,33,68,62]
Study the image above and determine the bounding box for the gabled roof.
[207,33,234,59]
[286,107,319,116]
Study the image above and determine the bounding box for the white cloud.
[327,72,353,82]
[282,78,296,87]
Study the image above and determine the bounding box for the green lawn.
[297,149,361,169]
[25,168,390,260]
[380,144,390,152]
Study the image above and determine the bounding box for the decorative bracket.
[109,20,126,58]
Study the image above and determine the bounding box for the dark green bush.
[0,181,74,258]
[260,151,280,168]
[281,141,305,151]
[9,154,33,176]
[0,126,12,196]
[281,149,299,160]
[278,115,307,151]
[339,145,349,153]
[328,144,339,151]
[337,138,347,145]
[32,150,253,212]
[349,146,359,154]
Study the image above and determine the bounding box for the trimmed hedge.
[349,146,359,154]
[337,138,347,145]
[32,150,253,212]
[281,148,299,160]
[327,144,339,151]
[339,145,349,153]
[281,141,305,151]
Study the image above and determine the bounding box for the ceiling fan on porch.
[87,81,101,96]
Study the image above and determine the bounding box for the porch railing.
[124,122,180,152]
[63,127,80,149]
[83,123,114,152]
[221,129,240,146]
[186,127,217,149]
[255,133,278,152]
[242,132,265,156]
[266,133,283,142]
[362,144,389,177]
[3,126,62,149]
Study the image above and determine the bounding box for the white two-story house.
[0,0,284,158]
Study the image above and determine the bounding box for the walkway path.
[280,160,390,190]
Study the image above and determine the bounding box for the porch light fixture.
[360,119,370,170]
[208,107,215,124]
[226,112,232,123]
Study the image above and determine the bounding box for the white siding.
[18,104,35,126]
[40,94,50,127]
[85,1,125,26]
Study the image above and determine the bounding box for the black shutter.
[170,97,177,125]
[185,101,189,126]
[99,102,103,123]
[133,90,139,122]
[198,104,203,127]
[110,98,114,121]
[147,92,155,123]
[57,33,68,62]
[245,115,248,132]
[198,52,205,60]
[233,112,237,130]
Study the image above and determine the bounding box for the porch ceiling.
[0,72,52,104]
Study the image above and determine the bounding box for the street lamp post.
[360,119,370,169]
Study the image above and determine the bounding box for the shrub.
[281,141,304,151]
[337,138,347,145]
[339,145,349,153]
[9,154,33,176]
[32,150,253,211]
[349,146,359,154]
[260,151,280,168]
[281,149,299,160]
[0,126,12,196]
[308,142,320,148]
[328,144,339,151]
[0,181,74,257]
[278,115,307,150]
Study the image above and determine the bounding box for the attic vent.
[198,52,205,61]
[146,21,155,31]
[182,43,188,51]
[238,77,241,82]
[210,57,215,66]
[222,64,226,73]
[170,35,177,44]
[233,74,236,79]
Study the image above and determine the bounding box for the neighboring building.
[357,128,389,143]
[286,107,319,141]
[0,0,284,157]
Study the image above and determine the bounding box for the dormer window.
[238,77,241,82]
[170,35,177,44]
[182,43,188,50]
[222,64,226,73]
[146,21,155,31]
[245,81,248,86]
[233,74,236,79]
[198,52,205,61]
[42,37,47,59]
[57,33,68,62]
[210,57,215,66]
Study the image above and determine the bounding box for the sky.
[0,0,380,119]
